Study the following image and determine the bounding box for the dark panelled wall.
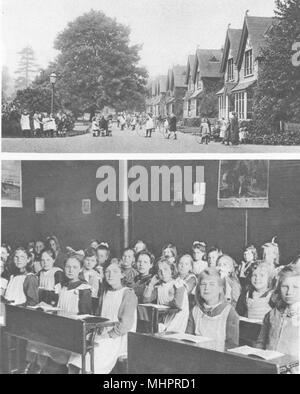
[2,161,300,264]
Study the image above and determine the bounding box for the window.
[244,49,253,76]
[235,92,246,119]
[227,58,234,81]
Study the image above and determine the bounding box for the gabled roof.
[192,49,223,82]
[236,16,274,69]
[158,75,168,93]
[167,65,187,91]
[185,54,196,85]
[173,65,187,88]
[220,28,243,73]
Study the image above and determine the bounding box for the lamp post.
[50,72,57,114]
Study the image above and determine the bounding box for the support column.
[119,160,129,250]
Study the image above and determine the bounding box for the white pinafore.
[69,287,137,373]
[192,304,232,351]
[157,279,189,333]
[246,292,272,321]
[5,273,34,305]
[39,267,62,291]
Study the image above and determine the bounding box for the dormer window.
[227,58,234,81]
[244,49,253,76]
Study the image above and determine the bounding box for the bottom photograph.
[1,159,299,375]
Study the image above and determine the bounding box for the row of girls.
[1,237,299,374]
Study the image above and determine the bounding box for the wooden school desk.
[137,304,180,334]
[128,332,299,374]
[3,304,115,374]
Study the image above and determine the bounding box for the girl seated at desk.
[133,250,154,302]
[192,241,208,275]
[38,249,64,305]
[143,258,189,333]
[4,248,39,306]
[255,265,300,358]
[68,259,138,374]
[177,254,197,309]
[25,255,92,374]
[236,261,273,321]
[79,247,101,314]
[186,268,239,351]
[216,255,241,308]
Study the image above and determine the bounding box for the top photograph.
[1,0,300,154]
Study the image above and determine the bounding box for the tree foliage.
[253,0,300,133]
[13,87,60,113]
[34,10,148,114]
[15,46,39,90]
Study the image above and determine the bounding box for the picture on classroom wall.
[1,161,22,208]
[82,199,91,214]
[218,160,269,208]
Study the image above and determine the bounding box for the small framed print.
[82,199,91,214]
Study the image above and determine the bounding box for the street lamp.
[50,72,57,114]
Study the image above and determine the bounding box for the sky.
[1,0,276,79]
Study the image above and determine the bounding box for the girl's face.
[199,276,222,305]
[65,258,81,281]
[251,267,269,292]
[105,263,123,289]
[49,239,58,253]
[122,250,135,269]
[158,262,172,283]
[14,250,29,270]
[41,252,55,271]
[193,249,205,262]
[96,249,109,265]
[208,251,220,268]
[217,257,233,278]
[84,255,97,271]
[134,242,145,254]
[163,248,174,259]
[244,249,254,263]
[1,247,9,263]
[136,254,152,276]
[35,241,45,255]
[280,276,300,306]
[178,256,192,277]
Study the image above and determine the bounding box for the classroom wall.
[2,160,300,264]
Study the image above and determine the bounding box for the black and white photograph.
[1,0,300,153]
[1,0,300,379]
[0,160,300,375]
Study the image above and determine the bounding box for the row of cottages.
[183,49,223,123]
[146,66,187,119]
[217,15,274,121]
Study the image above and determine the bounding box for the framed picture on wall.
[82,199,91,214]
[1,161,22,208]
[218,160,269,208]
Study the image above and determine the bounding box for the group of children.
[20,110,73,138]
[1,236,299,374]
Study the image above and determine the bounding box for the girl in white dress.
[192,241,208,275]
[24,256,92,374]
[4,248,39,306]
[186,268,239,351]
[68,260,138,374]
[143,258,189,333]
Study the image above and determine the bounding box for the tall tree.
[38,10,148,114]
[253,0,300,133]
[15,46,39,90]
